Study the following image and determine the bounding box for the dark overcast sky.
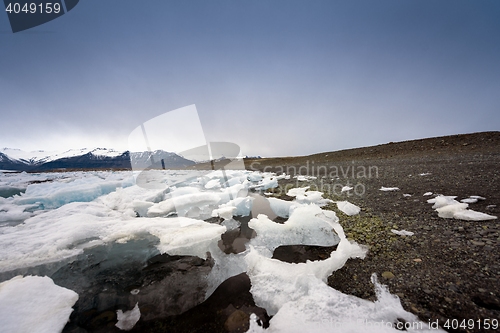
[1,0,499,157]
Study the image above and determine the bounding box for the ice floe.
[427,195,497,221]
[0,201,226,272]
[0,275,78,333]
[341,185,353,193]
[267,197,296,218]
[246,274,441,333]
[147,192,221,217]
[248,205,341,255]
[391,229,414,236]
[14,172,134,209]
[286,186,333,207]
[0,168,450,332]
[216,196,254,218]
[294,175,317,182]
[116,302,141,331]
[460,195,486,204]
[336,201,361,216]
[247,173,280,191]
[379,187,400,191]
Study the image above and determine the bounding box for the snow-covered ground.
[0,168,470,332]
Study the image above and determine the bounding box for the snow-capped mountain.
[0,148,196,171]
[0,148,125,166]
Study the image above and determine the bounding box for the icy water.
[0,169,444,332]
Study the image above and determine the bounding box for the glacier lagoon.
[0,169,445,332]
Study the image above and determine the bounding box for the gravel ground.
[245,131,500,333]
[75,132,499,333]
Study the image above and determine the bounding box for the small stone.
[471,240,485,246]
[177,263,190,271]
[458,227,464,232]
[478,288,486,293]
[382,271,395,279]
[224,310,249,332]
[444,297,452,303]
[413,258,422,262]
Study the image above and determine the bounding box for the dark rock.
[53,238,215,331]
[272,244,337,263]
[471,294,500,311]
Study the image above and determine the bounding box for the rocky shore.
[62,131,499,332]
[245,131,500,333]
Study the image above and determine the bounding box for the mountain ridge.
[0,148,196,172]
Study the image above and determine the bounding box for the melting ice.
[427,195,497,221]
[0,169,445,332]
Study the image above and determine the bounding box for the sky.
[1,0,499,157]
